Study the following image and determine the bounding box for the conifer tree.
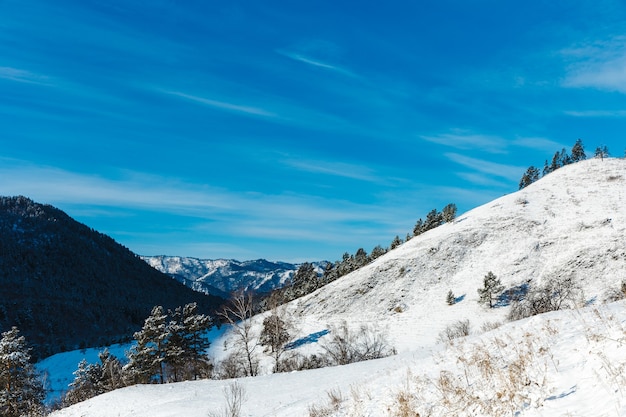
[166,303,212,381]
[125,305,168,384]
[442,203,457,223]
[519,166,540,189]
[571,139,586,162]
[390,235,403,249]
[446,290,456,305]
[0,327,45,417]
[477,271,504,308]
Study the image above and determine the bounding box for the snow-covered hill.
[141,256,326,297]
[50,158,626,416]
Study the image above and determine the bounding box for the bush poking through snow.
[321,321,396,366]
[208,381,247,417]
[437,320,471,344]
[508,276,583,321]
[307,389,344,417]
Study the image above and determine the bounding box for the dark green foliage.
[571,139,586,162]
[477,271,504,308]
[390,235,403,249]
[519,166,540,189]
[446,290,456,306]
[62,349,124,406]
[125,306,169,384]
[0,327,45,417]
[0,196,223,360]
[442,203,457,223]
[595,145,610,160]
[165,302,212,381]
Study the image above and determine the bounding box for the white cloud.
[564,110,626,118]
[276,49,359,78]
[282,157,385,184]
[561,37,626,93]
[163,91,278,118]
[420,131,508,154]
[512,137,566,152]
[445,153,524,181]
[0,66,53,86]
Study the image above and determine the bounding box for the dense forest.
[0,196,224,360]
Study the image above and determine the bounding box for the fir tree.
[571,139,586,162]
[446,290,456,305]
[477,271,504,308]
[0,327,45,417]
[442,203,457,223]
[519,166,540,189]
[595,145,609,160]
[166,303,212,381]
[125,305,168,384]
[390,235,403,249]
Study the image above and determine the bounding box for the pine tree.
[442,203,457,223]
[446,290,456,305]
[595,145,609,160]
[413,218,424,236]
[0,327,45,417]
[519,166,540,189]
[477,271,504,308]
[390,235,403,249]
[166,303,212,381]
[370,245,387,260]
[125,305,168,384]
[571,139,586,162]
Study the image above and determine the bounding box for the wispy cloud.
[0,159,393,235]
[420,131,508,154]
[163,90,278,117]
[277,49,359,78]
[282,157,385,184]
[445,153,524,181]
[564,110,626,118]
[0,66,53,86]
[561,37,626,93]
[512,137,566,152]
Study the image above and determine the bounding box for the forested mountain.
[0,196,224,360]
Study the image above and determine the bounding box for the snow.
[46,158,626,416]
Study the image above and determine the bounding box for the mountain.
[48,158,626,416]
[0,196,224,360]
[142,256,326,297]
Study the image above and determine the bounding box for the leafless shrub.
[508,276,582,321]
[214,353,247,380]
[209,381,247,417]
[480,321,502,333]
[277,352,328,372]
[307,389,344,417]
[321,321,395,366]
[437,320,470,344]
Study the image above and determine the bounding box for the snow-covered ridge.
[50,158,626,416]
[141,256,326,297]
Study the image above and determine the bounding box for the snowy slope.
[49,302,626,416]
[49,158,626,416]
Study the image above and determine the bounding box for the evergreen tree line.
[60,302,212,408]
[519,139,611,189]
[272,203,457,305]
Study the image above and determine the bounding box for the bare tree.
[219,291,259,377]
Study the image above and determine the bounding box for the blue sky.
[1,1,625,262]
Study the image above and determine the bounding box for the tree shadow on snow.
[494,282,529,308]
[285,329,330,350]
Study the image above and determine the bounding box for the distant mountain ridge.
[0,196,224,360]
[142,256,326,297]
